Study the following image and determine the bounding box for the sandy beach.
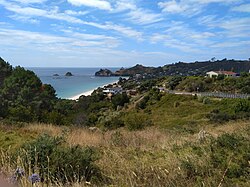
[68,80,119,100]
[68,90,93,100]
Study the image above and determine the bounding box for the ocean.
[27,67,120,99]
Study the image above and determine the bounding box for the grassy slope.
[134,93,222,132]
[0,94,249,186]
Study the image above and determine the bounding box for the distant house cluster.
[102,85,138,99]
[103,87,123,95]
[206,71,238,78]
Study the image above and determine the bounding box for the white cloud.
[158,0,242,15]
[158,1,187,13]
[64,10,89,16]
[197,15,219,26]
[12,0,47,4]
[212,40,250,48]
[112,0,163,25]
[218,17,250,38]
[113,0,136,12]
[0,28,120,51]
[232,3,250,13]
[0,28,179,67]
[67,0,112,10]
[86,22,143,40]
[126,8,163,25]
[150,21,216,53]
[0,0,142,40]
[6,5,47,16]
[9,14,40,24]
[193,0,240,4]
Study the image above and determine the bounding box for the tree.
[111,93,130,109]
[0,57,12,87]
[0,66,57,121]
[211,57,216,62]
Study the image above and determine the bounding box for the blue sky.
[0,0,249,67]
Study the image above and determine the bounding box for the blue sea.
[27,68,120,99]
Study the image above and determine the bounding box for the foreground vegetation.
[0,121,249,186]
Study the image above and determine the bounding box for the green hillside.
[0,57,250,186]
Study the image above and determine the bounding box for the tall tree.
[0,57,12,87]
[0,66,57,121]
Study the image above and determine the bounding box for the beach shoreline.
[68,80,119,100]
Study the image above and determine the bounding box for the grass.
[144,94,217,131]
[0,94,249,186]
[0,127,35,150]
[0,120,249,186]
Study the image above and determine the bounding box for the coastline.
[68,90,93,100]
[68,80,119,100]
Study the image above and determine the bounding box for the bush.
[8,106,35,122]
[124,113,152,131]
[45,111,67,125]
[210,134,250,180]
[136,95,150,109]
[207,109,233,123]
[234,99,250,113]
[111,131,125,146]
[111,93,130,109]
[174,101,180,108]
[17,134,101,184]
[102,115,124,130]
[202,97,211,104]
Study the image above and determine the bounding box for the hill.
[95,59,250,77]
[163,59,250,76]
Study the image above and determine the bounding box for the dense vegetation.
[162,58,250,76]
[96,58,250,77]
[162,75,250,93]
[0,57,249,186]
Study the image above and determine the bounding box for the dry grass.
[0,120,249,186]
[14,120,250,150]
[201,120,249,139]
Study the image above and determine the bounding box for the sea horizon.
[27,67,121,99]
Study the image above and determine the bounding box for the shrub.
[207,109,233,123]
[124,113,152,131]
[45,111,66,125]
[174,101,180,108]
[202,97,211,104]
[102,115,124,130]
[234,99,250,113]
[17,134,101,184]
[210,134,250,180]
[8,106,34,122]
[136,95,150,109]
[197,96,204,102]
[111,93,130,109]
[181,160,197,179]
[111,131,125,146]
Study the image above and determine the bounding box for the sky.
[0,0,249,67]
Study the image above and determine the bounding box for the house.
[206,71,237,78]
[126,89,137,96]
[103,87,123,95]
[158,87,167,92]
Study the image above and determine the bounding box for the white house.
[103,87,123,94]
[206,71,237,78]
